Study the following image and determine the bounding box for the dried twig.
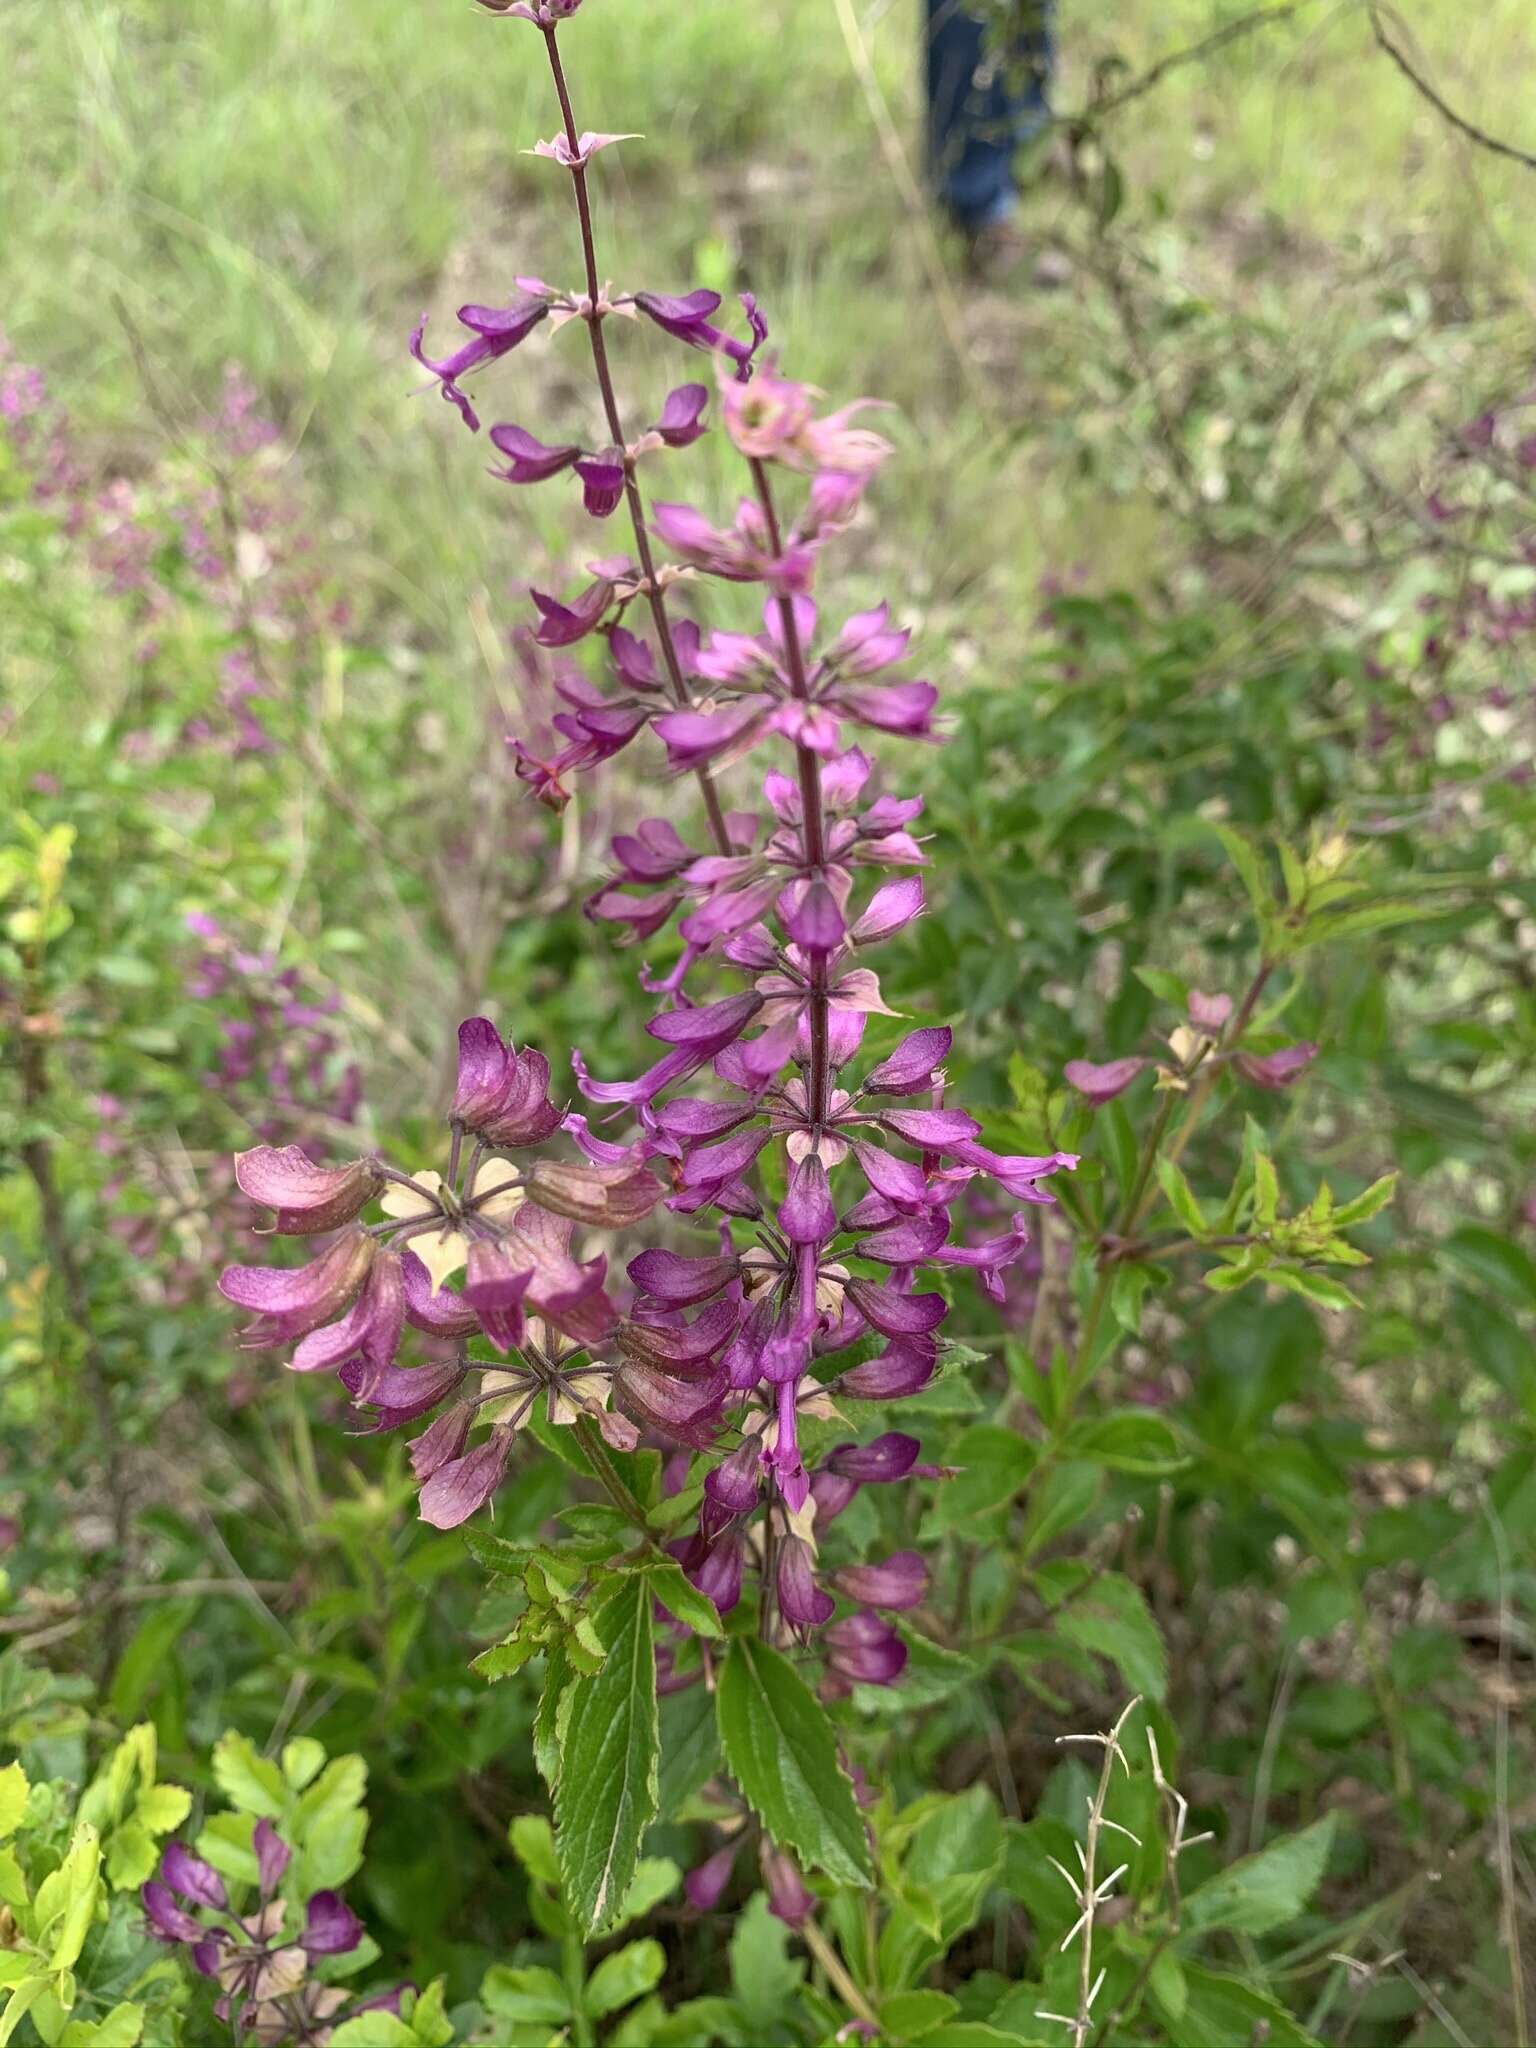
[1367,4,1536,174]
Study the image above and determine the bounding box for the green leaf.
[1054,1573,1167,1701]
[554,1577,659,1935]
[1133,967,1190,1008]
[729,1892,805,2033]
[327,2015,415,2047]
[1154,1155,1206,1234]
[1209,823,1275,933]
[104,1821,158,1891]
[108,1603,197,1723]
[47,1823,101,1971]
[1443,1226,1536,1311]
[58,2002,143,2047]
[281,1738,326,1791]
[0,1766,28,1840]
[1183,1814,1336,1935]
[1330,1173,1397,1227]
[509,1814,561,1890]
[0,1976,51,2048]
[211,1731,287,1819]
[585,1938,666,2019]
[656,1681,722,1821]
[132,1783,190,1835]
[908,2025,1049,2046]
[925,1426,1034,1532]
[534,1647,570,1792]
[715,1639,872,1888]
[605,1858,681,1938]
[1064,1412,1186,1475]
[1159,1965,1323,2047]
[640,1559,724,1639]
[480,1963,570,2023]
[1266,1267,1358,1312]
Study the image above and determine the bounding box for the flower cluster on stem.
[220,0,1076,1719]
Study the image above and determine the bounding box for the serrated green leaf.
[211,1731,287,1819]
[640,1559,724,1639]
[554,1578,659,1936]
[656,1680,722,1821]
[1183,1814,1336,1935]
[1055,1573,1167,1701]
[534,1647,570,1792]
[716,1639,872,1888]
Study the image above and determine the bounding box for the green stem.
[572,1416,651,1534]
[562,1921,594,2048]
[801,1917,879,2032]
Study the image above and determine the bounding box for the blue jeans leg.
[924,0,1054,231]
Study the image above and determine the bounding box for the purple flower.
[411,293,551,432]
[823,1611,908,1690]
[232,1148,382,1234]
[635,289,767,381]
[761,1844,814,1927]
[829,1550,929,1610]
[1235,1042,1319,1090]
[685,1842,741,1913]
[219,1230,377,1348]
[776,1535,835,1627]
[1065,1055,1148,1104]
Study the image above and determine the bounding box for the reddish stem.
[748,459,830,1129]
[540,26,731,855]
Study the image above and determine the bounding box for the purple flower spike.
[219,1230,377,1347]
[1064,1055,1148,1105]
[863,1026,952,1094]
[836,1339,938,1401]
[779,1156,838,1245]
[141,1880,204,1946]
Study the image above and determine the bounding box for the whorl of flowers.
[221,0,1076,1694]
[142,1824,403,2042]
